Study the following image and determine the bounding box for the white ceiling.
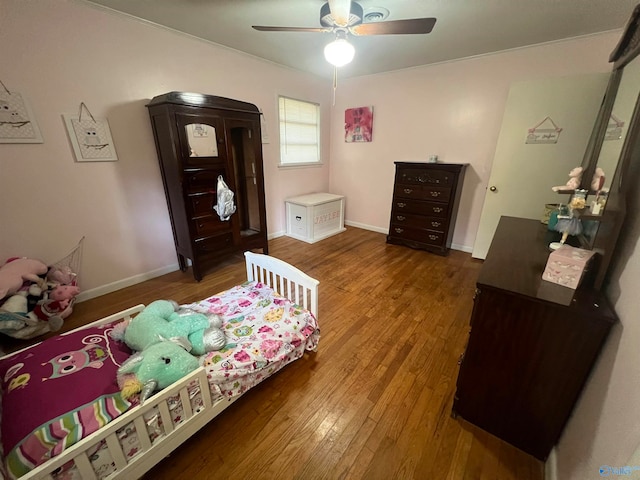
[84,0,637,79]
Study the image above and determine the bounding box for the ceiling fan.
[252,0,437,67]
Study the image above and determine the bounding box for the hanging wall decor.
[525,116,562,144]
[345,106,373,143]
[604,113,625,141]
[0,81,43,144]
[63,102,118,162]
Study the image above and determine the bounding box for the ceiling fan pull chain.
[333,66,338,106]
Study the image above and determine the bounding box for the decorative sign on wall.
[604,113,625,141]
[525,116,563,144]
[0,82,43,143]
[63,103,118,162]
[345,106,373,143]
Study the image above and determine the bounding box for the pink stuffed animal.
[0,257,48,300]
[552,166,583,192]
[32,284,80,321]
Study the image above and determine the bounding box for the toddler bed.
[0,252,319,480]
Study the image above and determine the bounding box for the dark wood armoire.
[147,92,268,281]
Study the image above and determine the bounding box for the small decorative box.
[542,245,596,289]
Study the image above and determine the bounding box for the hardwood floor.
[3,227,544,479]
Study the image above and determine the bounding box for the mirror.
[589,57,640,198]
[230,126,262,237]
[576,4,640,288]
[185,123,219,157]
[581,4,640,195]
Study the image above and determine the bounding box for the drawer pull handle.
[397,202,406,208]
[431,221,441,227]
[429,234,438,240]
[194,199,200,206]
[396,215,406,221]
[395,228,404,234]
[430,191,441,197]
[296,216,302,221]
[403,188,413,194]
[198,223,204,228]
[433,207,443,213]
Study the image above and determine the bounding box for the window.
[278,96,321,166]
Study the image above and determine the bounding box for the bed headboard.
[244,252,319,318]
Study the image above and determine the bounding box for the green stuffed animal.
[124,300,225,356]
[118,340,199,404]
[115,300,226,403]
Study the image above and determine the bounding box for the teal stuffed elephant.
[118,340,199,403]
[124,300,225,355]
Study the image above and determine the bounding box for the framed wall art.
[0,85,43,143]
[63,103,117,162]
[345,106,373,143]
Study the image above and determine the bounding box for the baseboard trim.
[76,263,180,303]
[268,230,285,240]
[451,242,473,253]
[344,220,388,234]
[545,448,557,480]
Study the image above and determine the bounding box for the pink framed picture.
[345,106,373,143]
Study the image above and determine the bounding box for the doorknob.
[489,186,498,192]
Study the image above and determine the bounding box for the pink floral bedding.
[183,281,320,397]
[0,281,319,479]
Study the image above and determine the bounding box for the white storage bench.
[285,193,346,244]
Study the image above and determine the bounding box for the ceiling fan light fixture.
[324,37,355,67]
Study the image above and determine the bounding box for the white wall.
[329,32,619,250]
[0,0,331,295]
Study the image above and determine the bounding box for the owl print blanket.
[0,322,132,478]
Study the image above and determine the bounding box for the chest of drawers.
[452,217,616,460]
[387,162,466,255]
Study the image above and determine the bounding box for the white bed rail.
[244,251,319,318]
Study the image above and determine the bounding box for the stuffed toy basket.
[0,237,84,340]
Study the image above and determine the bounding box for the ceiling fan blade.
[328,0,352,27]
[252,26,330,33]
[351,17,437,35]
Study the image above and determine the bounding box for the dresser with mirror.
[452,4,640,460]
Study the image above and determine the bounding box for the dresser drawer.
[391,212,448,232]
[388,225,445,246]
[183,167,226,193]
[191,214,230,237]
[194,232,233,253]
[189,192,216,216]
[391,198,449,217]
[397,167,454,186]
[394,184,451,203]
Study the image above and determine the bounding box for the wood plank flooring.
[2,227,544,479]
